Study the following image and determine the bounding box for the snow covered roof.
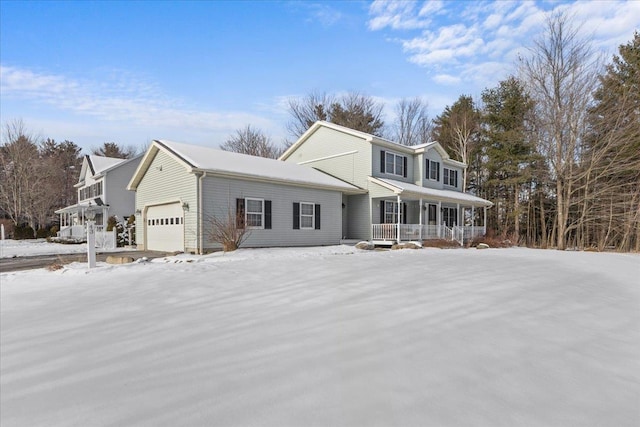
[88,155,127,175]
[371,177,493,207]
[128,140,362,193]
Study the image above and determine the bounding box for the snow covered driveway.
[1,247,639,426]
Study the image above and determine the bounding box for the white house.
[280,121,493,245]
[55,154,142,245]
[127,140,363,253]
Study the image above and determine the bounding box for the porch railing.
[371,224,486,244]
[57,225,116,249]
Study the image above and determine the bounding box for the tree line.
[2,13,637,250]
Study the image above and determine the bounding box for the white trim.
[297,150,358,165]
[299,202,315,229]
[245,197,265,229]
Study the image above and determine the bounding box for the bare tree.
[206,204,250,252]
[389,97,432,146]
[286,91,386,138]
[519,11,601,250]
[220,125,282,159]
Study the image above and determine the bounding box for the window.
[382,201,407,224]
[381,150,407,177]
[443,168,458,187]
[386,152,405,176]
[246,198,264,228]
[442,207,458,227]
[300,202,315,229]
[293,202,320,230]
[384,201,398,224]
[236,198,271,229]
[426,159,440,181]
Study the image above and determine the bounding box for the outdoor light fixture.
[182,202,189,212]
[135,209,142,215]
[85,203,96,221]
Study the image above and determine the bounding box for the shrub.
[206,206,249,252]
[36,227,50,238]
[422,239,461,249]
[14,224,35,239]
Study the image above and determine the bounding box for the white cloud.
[368,0,432,30]
[0,65,282,149]
[433,74,461,85]
[368,0,639,93]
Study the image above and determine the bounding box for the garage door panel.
[146,203,184,252]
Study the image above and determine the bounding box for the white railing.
[372,224,397,241]
[371,224,486,244]
[57,225,116,249]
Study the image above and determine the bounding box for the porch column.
[472,206,475,238]
[437,201,442,238]
[419,198,423,241]
[484,207,487,234]
[456,203,460,226]
[397,195,402,244]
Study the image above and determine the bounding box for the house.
[280,121,493,245]
[127,140,363,253]
[55,154,142,246]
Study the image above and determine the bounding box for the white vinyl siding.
[281,126,371,189]
[202,176,342,249]
[134,149,197,251]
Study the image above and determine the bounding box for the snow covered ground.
[1,246,639,426]
[0,239,130,258]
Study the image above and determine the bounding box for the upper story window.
[443,168,458,188]
[426,159,440,181]
[380,150,407,178]
[79,181,103,201]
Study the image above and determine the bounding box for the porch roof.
[369,177,493,208]
[55,199,109,214]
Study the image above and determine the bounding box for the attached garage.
[145,203,184,252]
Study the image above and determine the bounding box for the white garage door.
[146,203,184,252]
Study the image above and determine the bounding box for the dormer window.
[380,150,407,178]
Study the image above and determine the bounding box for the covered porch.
[54,200,115,248]
[369,177,492,246]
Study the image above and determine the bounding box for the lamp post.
[85,204,97,268]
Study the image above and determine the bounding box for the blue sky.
[1,0,638,153]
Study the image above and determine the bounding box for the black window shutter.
[264,200,272,229]
[380,201,385,224]
[403,203,407,224]
[293,202,300,229]
[436,162,441,181]
[380,150,386,173]
[236,198,245,229]
[314,204,321,230]
[403,157,407,178]
[454,170,458,188]
[425,159,430,179]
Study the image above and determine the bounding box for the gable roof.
[127,140,363,193]
[77,155,140,184]
[280,121,464,166]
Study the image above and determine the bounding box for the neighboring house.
[127,140,363,253]
[280,121,493,245]
[55,154,142,246]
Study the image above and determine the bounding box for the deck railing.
[57,225,116,249]
[371,224,486,244]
